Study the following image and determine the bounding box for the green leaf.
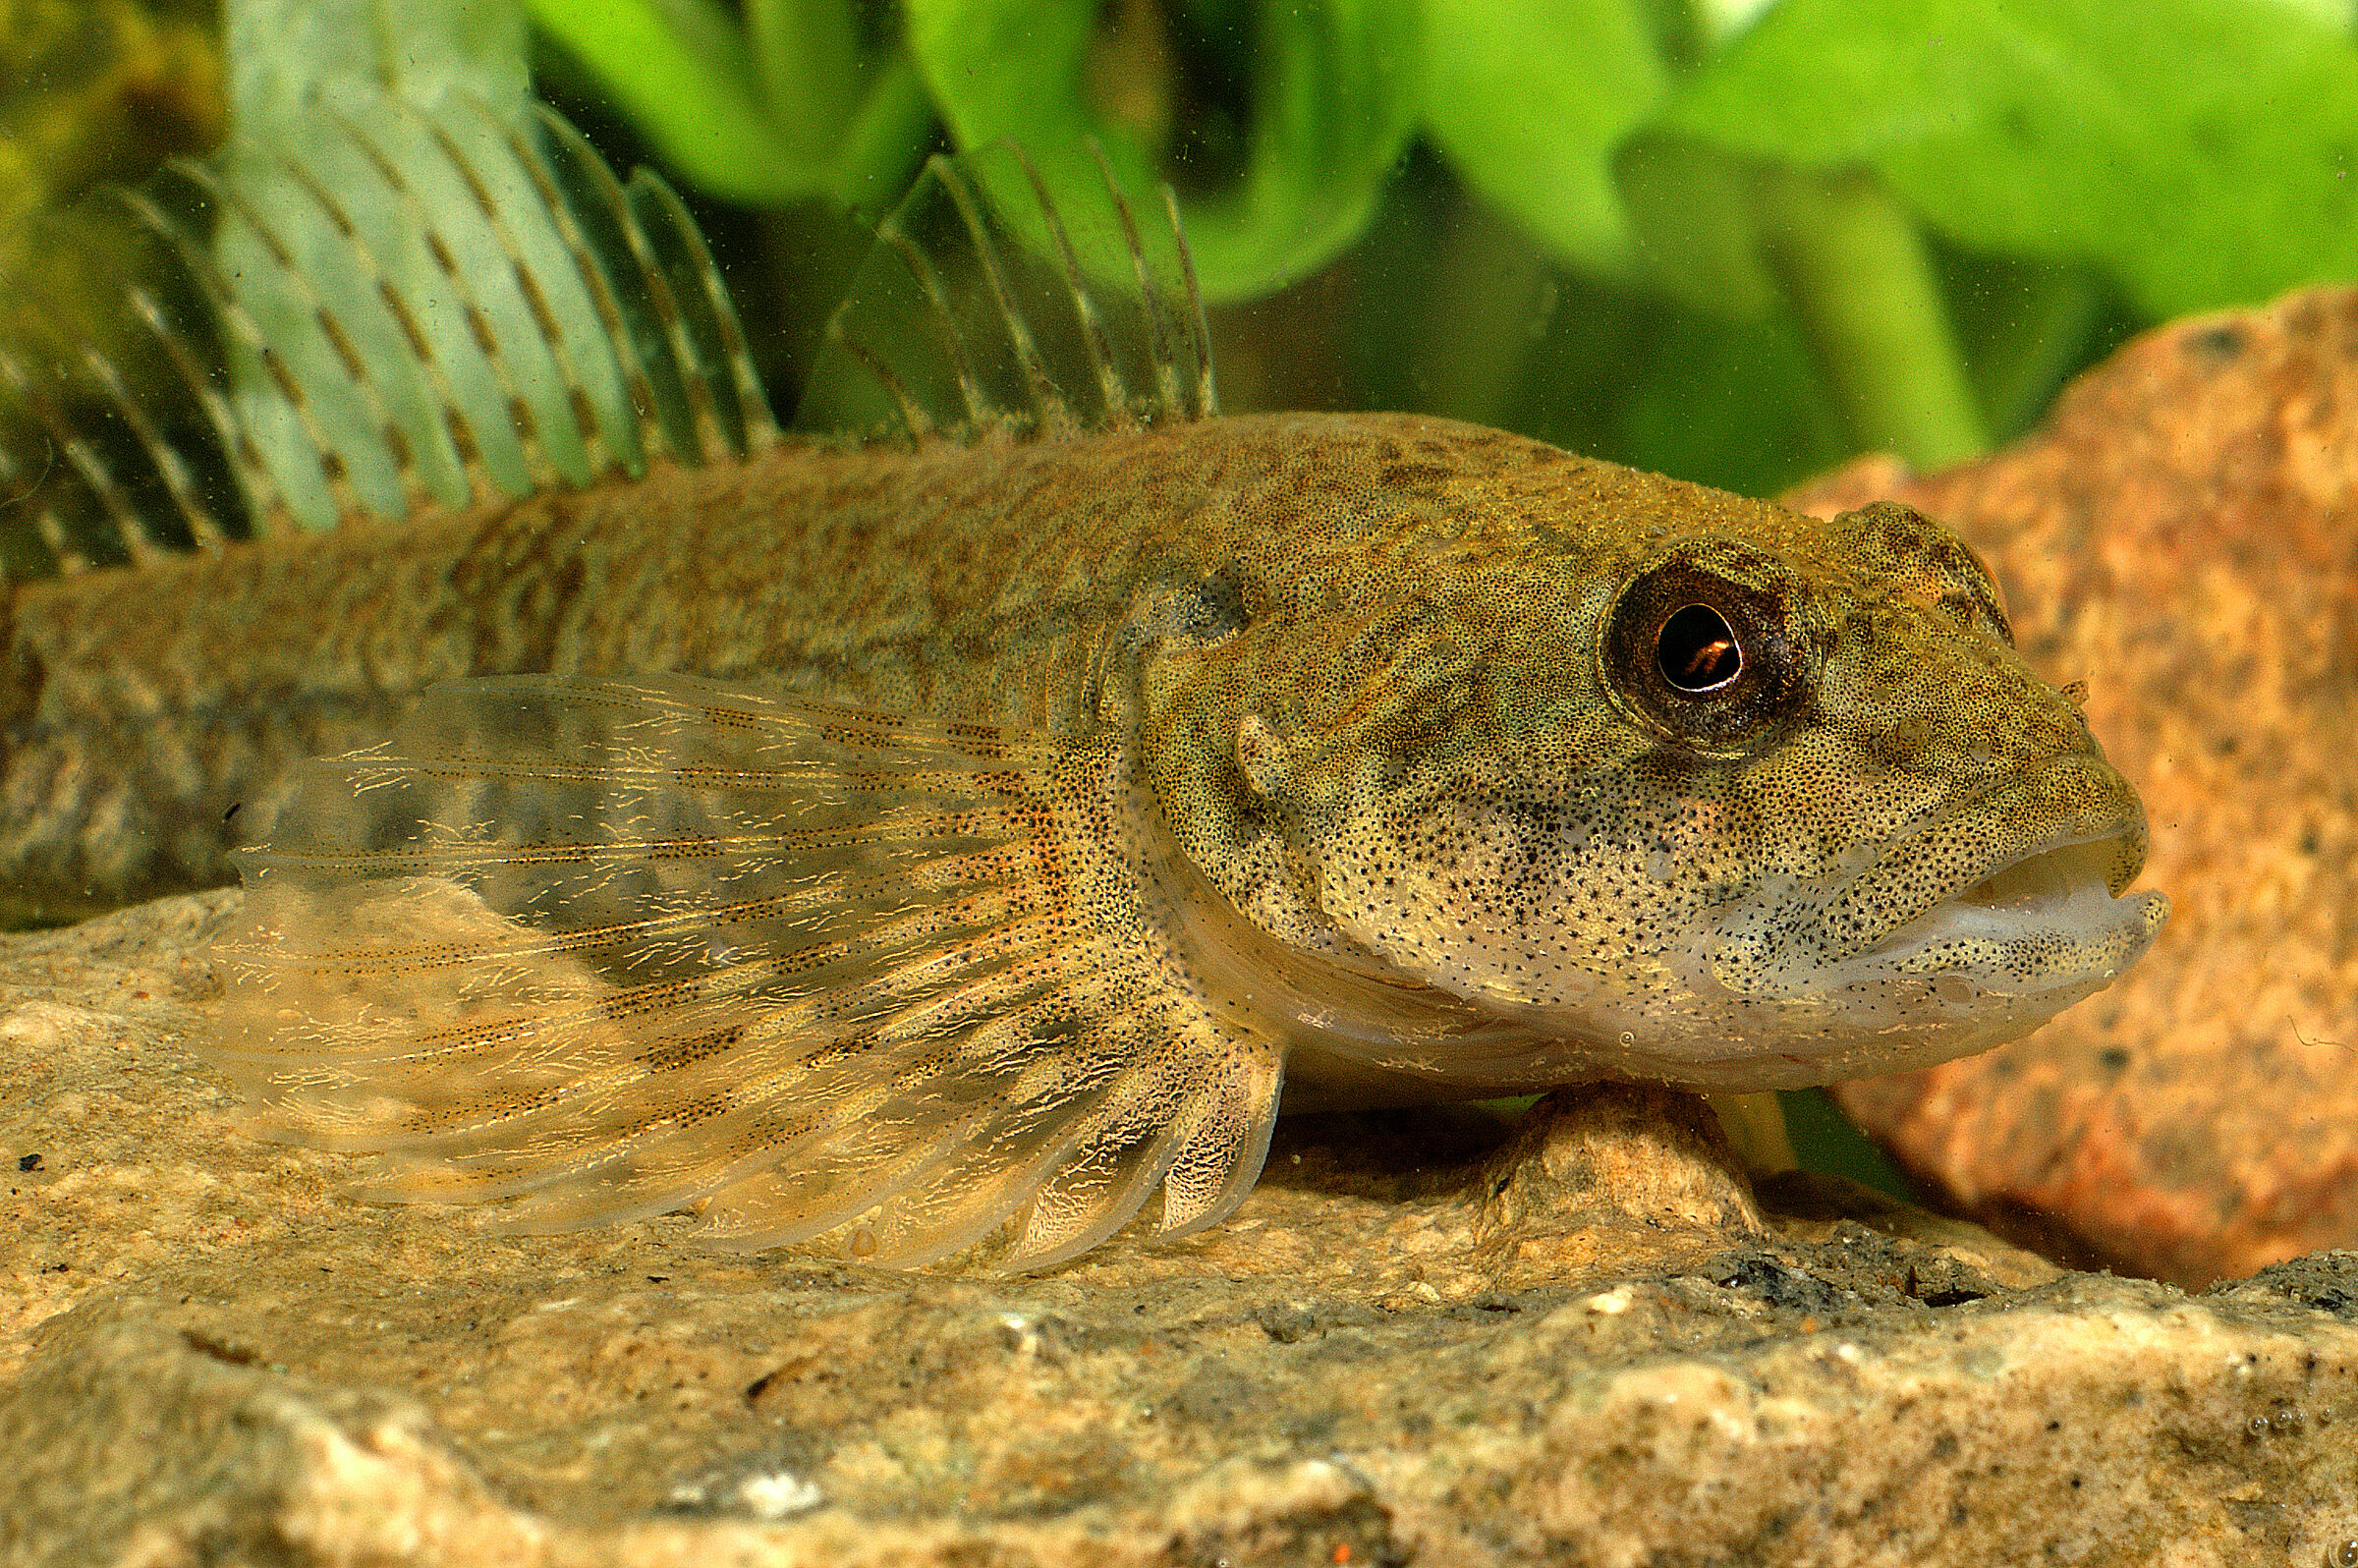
[1652,0,2358,319]
[824,53,940,220]
[525,0,820,202]
[1938,251,2130,446]
[1615,135,1777,317]
[1418,0,1665,276]
[1751,165,1989,469]
[904,0,1423,303]
[1620,145,1993,470]
[229,0,531,122]
[1777,1089,1920,1204]
[747,0,867,156]
[1610,300,1850,501]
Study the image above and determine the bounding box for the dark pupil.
[1657,604,1742,693]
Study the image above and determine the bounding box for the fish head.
[1227,466,2165,1092]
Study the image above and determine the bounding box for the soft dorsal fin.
[797,141,1217,445]
[0,92,780,566]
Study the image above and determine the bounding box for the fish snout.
[1808,752,2155,965]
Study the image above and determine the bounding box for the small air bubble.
[2331,1540,2358,1568]
[2249,1414,2272,1435]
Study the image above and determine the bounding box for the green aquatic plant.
[526,0,936,213]
[532,0,2358,493]
[11,0,2358,506]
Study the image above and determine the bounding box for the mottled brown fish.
[0,99,2164,1268]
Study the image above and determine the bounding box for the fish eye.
[1602,553,1805,753]
[1657,604,1741,692]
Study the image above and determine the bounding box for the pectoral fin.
[210,675,1281,1270]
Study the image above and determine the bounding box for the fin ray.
[2,92,772,568]
[329,110,561,497]
[799,140,1217,444]
[212,675,1283,1270]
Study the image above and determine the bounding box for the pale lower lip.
[1861,831,2165,980]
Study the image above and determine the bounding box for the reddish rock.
[1785,288,2358,1287]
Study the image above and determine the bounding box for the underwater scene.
[1,0,2356,1561]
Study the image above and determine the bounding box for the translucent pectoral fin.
[209,675,1282,1269]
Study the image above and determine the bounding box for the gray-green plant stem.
[749,0,868,155]
[826,55,936,217]
[1414,194,1555,430]
[1754,165,1988,472]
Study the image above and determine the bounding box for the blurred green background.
[11,0,2358,504]
[524,0,2358,501]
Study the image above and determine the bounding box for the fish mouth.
[1815,756,2168,1001]
[1850,830,2167,992]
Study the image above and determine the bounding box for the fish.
[0,95,2166,1269]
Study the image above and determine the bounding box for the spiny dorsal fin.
[199,92,781,529]
[0,92,780,570]
[798,141,1216,446]
[0,198,248,572]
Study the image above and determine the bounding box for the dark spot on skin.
[222,801,242,823]
[1937,590,1986,633]
[16,1151,40,1172]
[1027,1014,1089,1051]
[1876,510,1933,563]
[1135,564,1252,654]
[1379,460,1456,491]
[2187,324,2247,364]
[1181,563,1251,645]
[180,1329,259,1366]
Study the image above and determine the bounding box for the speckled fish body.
[4,103,2163,1268]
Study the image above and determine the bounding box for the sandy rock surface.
[1787,285,2358,1290]
[9,891,2358,1566]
